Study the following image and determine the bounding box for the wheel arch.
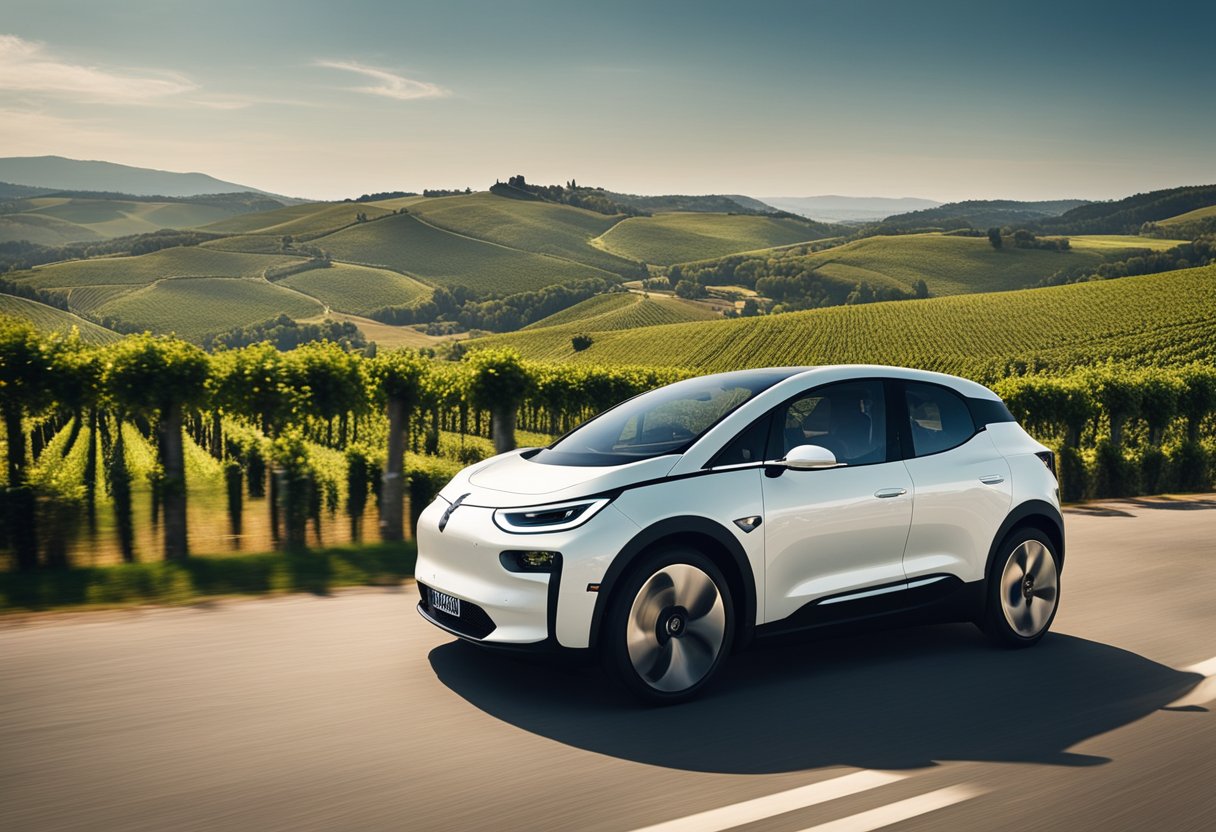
[986,499,1066,579]
[588,515,758,652]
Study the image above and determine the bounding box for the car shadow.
[428,625,1200,774]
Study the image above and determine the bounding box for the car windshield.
[532,369,802,467]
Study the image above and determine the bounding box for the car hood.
[438,450,679,508]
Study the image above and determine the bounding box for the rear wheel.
[982,528,1061,648]
[603,548,734,705]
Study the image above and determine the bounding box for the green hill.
[873,199,1089,233]
[277,263,431,315]
[523,292,719,331]
[0,294,119,343]
[404,192,642,276]
[314,212,616,295]
[95,277,324,340]
[1040,185,1216,235]
[595,213,835,265]
[17,248,305,290]
[0,194,283,245]
[475,264,1216,377]
[200,201,397,238]
[674,233,1179,298]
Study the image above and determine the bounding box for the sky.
[1,0,1213,202]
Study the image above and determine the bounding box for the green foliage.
[465,348,533,410]
[368,348,430,410]
[202,315,367,352]
[103,334,210,418]
[525,293,718,332]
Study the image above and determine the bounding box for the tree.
[674,280,705,299]
[289,341,366,446]
[368,349,429,542]
[987,227,1003,250]
[0,317,60,569]
[104,334,210,561]
[740,298,760,317]
[912,279,929,299]
[466,349,534,455]
[572,334,593,351]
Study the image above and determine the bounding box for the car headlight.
[492,498,610,534]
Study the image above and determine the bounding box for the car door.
[898,380,1013,585]
[761,379,915,625]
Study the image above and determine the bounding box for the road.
[1,495,1214,832]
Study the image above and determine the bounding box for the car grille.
[417,582,497,639]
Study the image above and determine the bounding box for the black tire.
[981,527,1061,648]
[602,547,735,705]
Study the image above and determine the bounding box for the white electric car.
[416,365,1063,703]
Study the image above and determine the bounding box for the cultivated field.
[595,213,831,264]
[524,292,719,331]
[17,248,305,289]
[0,196,268,245]
[0,294,120,343]
[315,212,616,294]
[201,202,396,238]
[405,192,640,275]
[93,277,324,340]
[278,263,431,315]
[476,264,1216,376]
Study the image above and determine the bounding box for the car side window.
[903,381,976,456]
[711,415,771,466]
[767,380,887,465]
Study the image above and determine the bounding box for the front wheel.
[982,528,1061,648]
[603,548,734,705]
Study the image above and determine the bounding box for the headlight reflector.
[492,498,610,533]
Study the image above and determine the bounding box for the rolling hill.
[404,192,642,276]
[315,211,617,295]
[672,233,1184,298]
[474,264,1216,377]
[595,213,836,265]
[873,199,1090,233]
[94,277,324,340]
[0,156,287,199]
[1038,185,1216,235]
[18,247,305,290]
[277,263,430,315]
[0,193,282,245]
[760,195,942,224]
[522,292,720,332]
[0,295,119,343]
[200,201,400,238]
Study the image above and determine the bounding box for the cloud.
[315,59,448,101]
[0,34,196,103]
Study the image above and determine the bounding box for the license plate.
[429,589,461,618]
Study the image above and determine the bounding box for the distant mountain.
[760,195,942,223]
[602,191,770,215]
[875,199,1091,232]
[0,156,293,200]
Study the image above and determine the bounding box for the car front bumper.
[413,496,639,649]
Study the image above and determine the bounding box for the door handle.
[979,474,1005,485]
[874,488,907,499]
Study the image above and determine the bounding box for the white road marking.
[1168,656,1216,708]
[629,770,906,832]
[793,785,987,832]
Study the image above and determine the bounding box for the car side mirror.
[773,444,842,470]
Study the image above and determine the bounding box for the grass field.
[476,264,1216,377]
[404,192,640,275]
[93,277,324,340]
[314,212,616,295]
[201,202,394,238]
[0,295,119,343]
[1158,204,1216,226]
[595,213,831,265]
[1064,235,1187,251]
[278,263,431,315]
[16,248,305,290]
[524,292,720,331]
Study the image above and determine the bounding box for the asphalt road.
[1,495,1214,832]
